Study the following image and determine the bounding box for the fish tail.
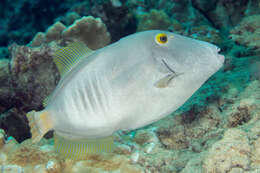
[26,110,53,143]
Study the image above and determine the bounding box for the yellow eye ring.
[155,33,168,45]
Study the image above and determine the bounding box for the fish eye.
[155,33,168,45]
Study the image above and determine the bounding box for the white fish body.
[26,30,224,157]
[46,30,224,139]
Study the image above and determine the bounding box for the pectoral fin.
[154,74,175,88]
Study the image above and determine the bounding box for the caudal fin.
[26,110,53,143]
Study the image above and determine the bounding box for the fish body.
[27,30,224,157]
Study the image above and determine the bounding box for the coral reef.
[9,44,59,110]
[62,16,111,49]
[0,0,260,172]
[0,130,143,173]
[203,129,251,172]
[136,9,182,32]
[30,16,111,50]
[0,15,112,142]
[230,14,260,55]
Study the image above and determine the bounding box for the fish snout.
[217,54,225,64]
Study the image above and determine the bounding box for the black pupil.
[160,36,167,42]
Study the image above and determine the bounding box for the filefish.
[26,30,225,158]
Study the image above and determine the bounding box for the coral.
[87,0,136,42]
[30,16,111,50]
[157,125,189,150]
[227,106,251,127]
[0,129,143,173]
[62,16,111,49]
[9,44,59,110]
[230,14,260,55]
[0,165,24,172]
[202,129,251,173]
[56,12,81,26]
[0,44,60,141]
[184,25,223,45]
[251,135,260,169]
[0,59,12,113]
[0,108,30,142]
[133,130,157,146]
[192,0,249,28]
[1,1,260,172]
[137,9,182,32]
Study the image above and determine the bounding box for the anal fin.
[54,133,114,159]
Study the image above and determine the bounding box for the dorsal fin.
[53,42,94,77]
[42,95,50,107]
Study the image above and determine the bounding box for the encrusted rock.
[133,130,157,145]
[9,44,59,110]
[45,159,61,173]
[0,165,24,173]
[136,9,183,32]
[157,125,189,150]
[202,129,251,173]
[230,15,260,55]
[227,106,251,127]
[0,59,13,113]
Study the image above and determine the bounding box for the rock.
[9,44,59,110]
[0,108,30,142]
[0,129,6,148]
[32,165,47,173]
[133,130,157,145]
[229,168,244,173]
[0,152,8,165]
[230,14,260,55]
[45,159,62,173]
[2,136,18,153]
[192,0,248,28]
[251,136,260,169]
[227,106,251,127]
[71,155,142,173]
[157,125,189,150]
[0,165,24,173]
[202,129,251,173]
[184,25,223,45]
[0,59,13,113]
[137,9,174,31]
